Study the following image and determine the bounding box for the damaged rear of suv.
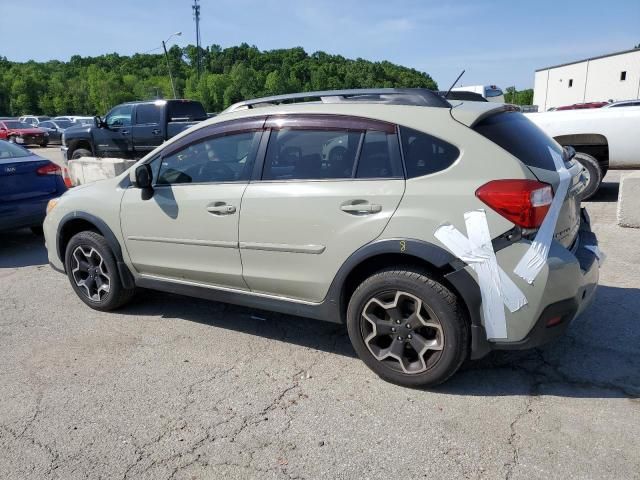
[43,89,600,388]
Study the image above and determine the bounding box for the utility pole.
[193,0,202,79]
[162,32,182,99]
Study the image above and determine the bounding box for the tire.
[346,268,469,388]
[30,225,44,236]
[40,140,48,148]
[574,152,602,200]
[64,231,135,311]
[71,148,92,160]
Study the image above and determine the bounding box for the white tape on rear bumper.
[434,209,527,340]
[513,147,572,284]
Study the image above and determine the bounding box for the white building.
[533,48,640,111]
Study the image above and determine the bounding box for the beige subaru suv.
[44,89,600,387]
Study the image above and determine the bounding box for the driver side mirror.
[94,116,106,129]
[132,163,153,190]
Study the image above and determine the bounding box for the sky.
[1,0,639,89]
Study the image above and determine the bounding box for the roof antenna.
[444,70,465,98]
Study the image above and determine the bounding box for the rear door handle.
[120,130,129,135]
[340,203,382,214]
[206,204,236,215]
[152,129,161,135]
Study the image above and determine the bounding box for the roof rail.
[222,88,451,113]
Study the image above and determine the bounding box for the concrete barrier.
[617,171,640,228]
[68,157,136,186]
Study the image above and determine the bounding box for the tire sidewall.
[347,270,467,388]
[71,148,92,160]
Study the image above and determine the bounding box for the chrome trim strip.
[239,242,326,254]
[127,236,237,248]
[138,273,321,306]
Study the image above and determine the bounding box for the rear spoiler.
[449,103,520,128]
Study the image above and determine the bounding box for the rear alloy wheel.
[64,231,135,311]
[347,269,468,387]
[574,152,603,200]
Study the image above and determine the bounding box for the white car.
[526,106,640,198]
[451,85,505,103]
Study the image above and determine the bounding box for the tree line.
[0,44,439,116]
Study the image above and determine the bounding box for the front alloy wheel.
[71,246,111,301]
[361,290,444,374]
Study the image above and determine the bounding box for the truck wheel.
[346,268,469,388]
[64,231,135,311]
[71,148,92,159]
[574,152,602,201]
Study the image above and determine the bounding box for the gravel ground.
[1,158,639,479]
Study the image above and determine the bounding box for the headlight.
[46,198,59,215]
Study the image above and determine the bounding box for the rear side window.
[356,131,403,179]
[136,104,162,125]
[263,129,361,180]
[167,102,207,121]
[473,111,563,170]
[400,127,459,178]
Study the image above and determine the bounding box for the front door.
[94,104,134,157]
[120,127,262,289]
[239,115,405,304]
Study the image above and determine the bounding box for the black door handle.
[152,129,161,135]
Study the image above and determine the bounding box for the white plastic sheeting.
[434,210,527,340]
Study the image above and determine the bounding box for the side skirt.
[135,275,343,324]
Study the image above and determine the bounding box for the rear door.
[239,115,405,303]
[131,103,164,153]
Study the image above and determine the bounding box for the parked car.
[450,85,505,103]
[61,99,207,162]
[44,88,599,388]
[555,102,608,111]
[0,140,66,233]
[526,105,640,198]
[0,120,49,146]
[602,99,640,108]
[438,90,488,102]
[18,115,51,126]
[38,119,74,144]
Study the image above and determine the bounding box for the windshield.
[0,140,31,158]
[485,88,504,98]
[3,121,32,129]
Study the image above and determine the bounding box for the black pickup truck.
[61,99,207,161]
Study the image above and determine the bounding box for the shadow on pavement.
[122,284,639,399]
[585,180,619,203]
[0,228,48,268]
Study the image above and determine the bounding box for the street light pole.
[162,32,182,99]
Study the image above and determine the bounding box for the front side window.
[105,105,133,127]
[263,129,361,180]
[400,127,459,178]
[156,131,260,185]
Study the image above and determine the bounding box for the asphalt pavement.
[1,155,639,479]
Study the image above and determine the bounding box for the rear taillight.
[36,162,61,176]
[475,179,553,229]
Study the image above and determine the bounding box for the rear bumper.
[0,195,54,231]
[471,208,599,357]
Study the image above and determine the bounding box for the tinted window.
[0,141,31,158]
[55,120,73,129]
[156,131,259,185]
[136,104,162,124]
[106,105,133,127]
[263,129,361,180]
[356,131,403,179]
[473,111,563,171]
[39,121,53,128]
[485,88,503,98]
[4,121,31,129]
[167,101,207,121]
[400,127,459,178]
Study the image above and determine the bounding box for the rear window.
[473,111,563,171]
[167,102,207,122]
[0,141,31,158]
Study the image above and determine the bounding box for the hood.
[11,127,45,135]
